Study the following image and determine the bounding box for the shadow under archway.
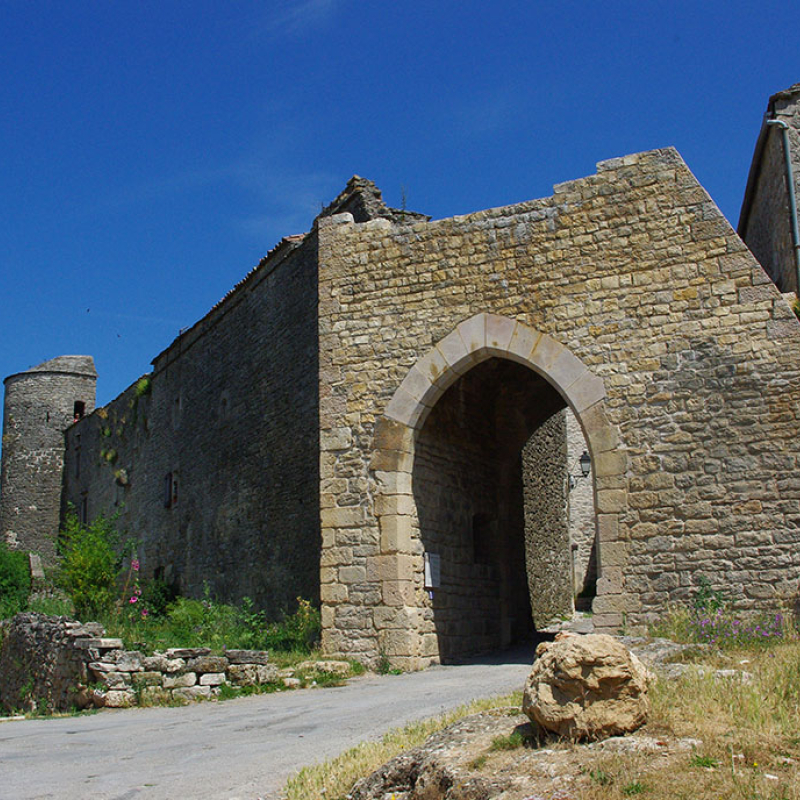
[413,357,574,663]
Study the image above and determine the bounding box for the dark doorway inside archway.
[413,358,574,662]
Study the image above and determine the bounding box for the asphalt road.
[0,647,534,800]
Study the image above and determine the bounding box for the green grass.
[96,594,321,657]
[590,767,613,786]
[622,780,646,795]
[690,754,719,769]
[26,593,73,617]
[489,729,526,751]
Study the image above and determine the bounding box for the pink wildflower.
[132,559,140,571]
[129,595,138,604]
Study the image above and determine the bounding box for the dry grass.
[282,640,800,800]
[538,641,800,800]
[283,691,522,800]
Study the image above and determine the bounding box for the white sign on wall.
[424,552,441,589]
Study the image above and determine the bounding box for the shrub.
[263,597,321,654]
[140,576,178,618]
[57,513,120,620]
[692,575,726,615]
[162,594,245,649]
[0,542,31,619]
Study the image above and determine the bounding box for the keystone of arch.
[385,312,608,433]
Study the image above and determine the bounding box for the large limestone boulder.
[523,633,649,740]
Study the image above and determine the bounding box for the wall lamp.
[568,450,592,490]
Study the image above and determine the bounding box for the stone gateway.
[4,86,800,668]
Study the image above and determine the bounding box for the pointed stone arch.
[370,313,631,669]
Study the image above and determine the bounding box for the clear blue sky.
[2,1,799,420]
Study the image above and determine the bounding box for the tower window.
[73,401,86,421]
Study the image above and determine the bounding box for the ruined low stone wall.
[0,613,102,712]
[0,613,286,712]
[84,644,278,708]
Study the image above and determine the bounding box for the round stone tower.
[0,356,97,563]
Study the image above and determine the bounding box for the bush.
[140,576,178,618]
[263,597,321,653]
[57,513,120,620]
[0,542,31,619]
[162,594,247,650]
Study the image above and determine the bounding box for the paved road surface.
[0,647,534,800]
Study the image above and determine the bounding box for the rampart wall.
[62,235,321,618]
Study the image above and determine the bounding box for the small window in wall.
[472,513,494,565]
[79,496,88,525]
[73,401,86,422]
[75,447,81,479]
[164,472,178,508]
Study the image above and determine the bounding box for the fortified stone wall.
[740,84,800,293]
[317,147,800,665]
[62,235,322,618]
[0,357,96,563]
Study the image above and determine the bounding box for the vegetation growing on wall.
[0,542,31,619]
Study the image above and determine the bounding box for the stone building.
[3,86,800,668]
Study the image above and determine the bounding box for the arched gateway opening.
[372,314,627,667]
[414,358,573,660]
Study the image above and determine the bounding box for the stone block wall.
[522,409,571,626]
[62,235,322,619]
[84,645,277,708]
[566,410,597,600]
[318,147,800,665]
[0,613,103,712]
[0,613,287,712]
[740,83,800,293]
[0,357,96,563]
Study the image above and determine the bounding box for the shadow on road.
[441,638,550,667]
